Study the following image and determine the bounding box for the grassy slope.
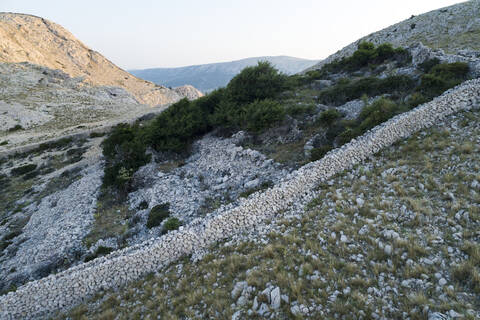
[62,107,480,319]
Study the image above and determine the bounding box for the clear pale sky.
[0,0,463,69]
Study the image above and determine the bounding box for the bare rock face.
[0,13,201,106]
[173,85,204,100]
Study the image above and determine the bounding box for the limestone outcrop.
[0,13,202,106]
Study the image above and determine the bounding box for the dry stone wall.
[0,79,479,319]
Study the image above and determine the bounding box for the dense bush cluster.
[417,62,470,100]
[315,61,469,151]
[306,42,411,80]
[102,62,291,191]
[101,43,470,193]
[318,75,416,106]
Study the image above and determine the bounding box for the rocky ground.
[62,107,480,320]
[0,129,292,294]
[1,39,479,308]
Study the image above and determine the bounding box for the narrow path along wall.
[1,79,479,319]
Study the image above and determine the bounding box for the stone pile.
[0,79,479,319]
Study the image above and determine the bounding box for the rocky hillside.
[130,56,319,92]
[0,13,202,106]
[65,93,480,320]
[305,0,480,73]
[0,2,479,319]
[0,62,155,150]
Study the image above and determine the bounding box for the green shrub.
[286,104,315,117]
[337,128,358,145]
[416,62,469,100]
[318,75,415,106]
[84,246,114,262]
[102,124,150,190]
[11,163,37,176]
[226,61,289,105]
[418,58,440,73]
[8,124,23,132]
[310,145,333,161]
[317,109,341,125]
[331,98,407,146]
[163,217,181,232]
[22,170,40,181]
[36,137,73,153]
[429,62,469,80]
[137,200,148,210]
[242,99,285,133]
[239,180,274,198]
[99,62,305,192]
[89,132,106,138]
[147,98,210,153]
[320,42,411,74]
[407,92,428,108]
[0,140,8,146]
[146,203,170,229]
[357,97,406,133]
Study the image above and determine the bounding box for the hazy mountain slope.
[305,0,480,73]
[130,56,319,92]
[0,13,202,106]
[0,62,160,150]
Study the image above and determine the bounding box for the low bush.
[320,42,411,75]
[146,203,170,229]
[226,61,289,105]
[36,137,73,153]
[137,200,148,210]
[102,124,150,190]
[84,246,114,262]
[241,99,285,133]
[326,98,408,146]
[407,92,428,108]
[239,180,274,198]
[416,62,469,100]
[310,145,333,161]
[286,104,315,117]
[89,132,106,138]
[11,163,37,176]
[317,109,341,125]
[8,124,23,132]
[357,97,407,133]
[418,58,440,73]
[163,217,181,232]
[318,75,415,106]
[146,98,210,153]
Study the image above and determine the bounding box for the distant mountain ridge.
[130,56,319,92]
[0,12,202,106]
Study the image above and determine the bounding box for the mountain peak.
[0,12,202,105]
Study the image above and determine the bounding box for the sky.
[0,0,464,70]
